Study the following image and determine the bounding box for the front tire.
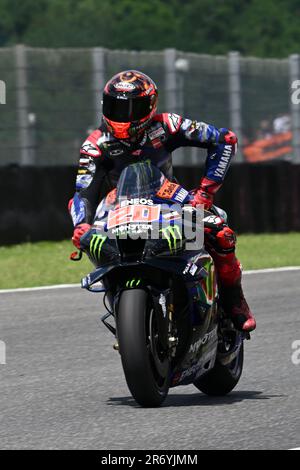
[117,289,170,407]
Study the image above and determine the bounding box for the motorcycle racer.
[69,70,256,332]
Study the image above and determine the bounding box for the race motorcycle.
[72,161,248,407]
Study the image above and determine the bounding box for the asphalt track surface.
[0,270,299,450]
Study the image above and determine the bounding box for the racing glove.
[72,223,91,249]
[190,177,221,210]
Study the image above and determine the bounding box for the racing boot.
[212,251,256,332]
[205,224,256,332]
[219,280,256,332]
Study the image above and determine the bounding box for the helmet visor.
[103,94,152,123]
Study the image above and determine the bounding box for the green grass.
[236,233,300,270]
[0,241,91,289]
[1,233,300,289]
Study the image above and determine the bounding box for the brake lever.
[70,250,83,261]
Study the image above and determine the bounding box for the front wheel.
[194,342,244,396]
[117,289,170,407]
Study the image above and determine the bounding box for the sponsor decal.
[76,174,93,190]
[183,263,198,276]
[159,294,167,318]
[89,234,107,261]
[114,81,136,91]
[70,195,86,225]
[189,328,218,354]
[81,274,91,289]
[126,278,141,288]
[214,145,232,178]
[144,85,154,95]
[189,264,198,276]
[203,215,223,226]
[174,187,189,203]
[93,220,106,229]
[178,351,216,382]
[81,141,100,157]
[78,157,90,166]
[148,127,165,140]
[178,363,201,382]
[105,188,117,205]
[112,224,153,235]
[156,180,180,200]
[168,113,181,133]
[107,204,160,230]
[140,133,148,146]
[163,210,180,221]
[109,148,125,157]
[120,198,154,207]
[160,225,182,254]
[76,158,96,190]
[131,149,142,156]
[151,138,163,149]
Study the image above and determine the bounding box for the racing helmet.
[102,70,158,140]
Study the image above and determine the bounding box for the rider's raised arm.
[158,113,238,209]
[160,113,237,183]
[69,129,108,228]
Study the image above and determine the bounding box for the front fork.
[102,285,177,356]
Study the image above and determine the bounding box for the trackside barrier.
[1,162,300,245]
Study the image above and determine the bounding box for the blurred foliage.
[0,0,300,57]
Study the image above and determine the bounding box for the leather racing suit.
[69,112,256,332]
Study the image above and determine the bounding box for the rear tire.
[117,289,170,407]
[194,342,244,396]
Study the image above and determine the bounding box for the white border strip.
[0,266,300,294]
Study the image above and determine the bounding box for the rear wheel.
[194,342,244,396]
[117,289,170,407]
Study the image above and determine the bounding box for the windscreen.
[116,161,165,200]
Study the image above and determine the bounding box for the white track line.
[1,266,300,294]
[0,284,80,294]
[243,266,300,275]
[289,447,300,450]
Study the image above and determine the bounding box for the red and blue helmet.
[102,70,158,140]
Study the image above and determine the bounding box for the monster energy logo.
[160,225,182,254]
[90,234,107,261]
[202,260,215,303]
[126,278,141,288]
